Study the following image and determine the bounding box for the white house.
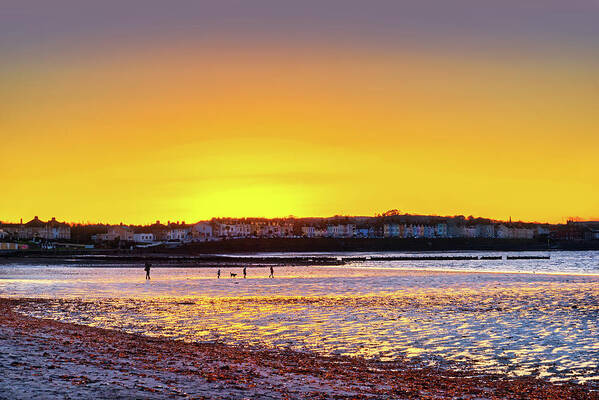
[495,225,513,239]
[302,226,327,238]
[133,233,154,243]
[327,224,355,238]
[301,226,314,237]
[192,222,213,241]
[301,226,319,238]
[464,226,478,238]
[167,226,191,241]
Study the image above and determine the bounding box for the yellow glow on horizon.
[1,42,597,224]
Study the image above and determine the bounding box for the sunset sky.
[2,1,598,224]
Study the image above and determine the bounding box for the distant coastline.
[1,238,598,260]
[175,237,599,253]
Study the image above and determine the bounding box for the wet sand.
[3,261,599,385]
[1,298,597,399]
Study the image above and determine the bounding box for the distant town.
[1,211,598,251]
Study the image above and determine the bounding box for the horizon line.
[2,213,596,227]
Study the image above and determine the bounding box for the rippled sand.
[5,299,596,399]
[3,260,598,386]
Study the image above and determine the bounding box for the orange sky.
[2,36,598,224]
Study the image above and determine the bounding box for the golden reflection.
[12,278,599,384]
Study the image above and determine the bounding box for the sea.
[1,250,598,384]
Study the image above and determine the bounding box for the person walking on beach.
[144,262,151,280]
[243,266,247,279]
[217,269,221,279]
[269,266,274,279]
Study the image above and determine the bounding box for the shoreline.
[3,253,599,278]
[3,262,599,278]
[3,238,599,257]
[0,250,559,267]
[2,298,597,399]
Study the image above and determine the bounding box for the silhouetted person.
[144,262,151,280]
[217,269,221,279]
[269,266,274,278]
[243,266,247,279]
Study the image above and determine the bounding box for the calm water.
[1,250,598,384]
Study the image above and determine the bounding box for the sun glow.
[2,41,598,224]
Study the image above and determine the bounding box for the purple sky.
[2,1,599,54]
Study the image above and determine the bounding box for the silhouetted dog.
[230,273,237,278]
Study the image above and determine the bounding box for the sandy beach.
[1,298,597,399]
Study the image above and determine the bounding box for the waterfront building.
[257,222,290,238]
[191,222,213,241]
[550,221,599,241]
[587,229,599,240]
[410,224,422,238]
[464,226,478,238]
[133,233,154,243]
[11,217,72,241]
[423,225,435,238]
[447,224,466,238]
[327,224,355,238]
[383,223,400,238]
[301,226,317,238]
[476,224,495,239]
[535,225,551,237]
[147,221,169,241]
[354,226,370,238]
[167,223,191,241]
[495,225,514,239]
[94,225,134,242]
[435,223,448,238]
[513,228,534,239]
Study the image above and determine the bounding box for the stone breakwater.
[0,253,550,268]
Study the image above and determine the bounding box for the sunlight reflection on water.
[2,251,599,384]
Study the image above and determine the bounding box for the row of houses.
[302,223,544,240]
[88,219,552,245]
[550,221,599,241]
[94,221,364,244]
[3,216,597,245]
[91,220,299,244]
[0,217,71,241]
